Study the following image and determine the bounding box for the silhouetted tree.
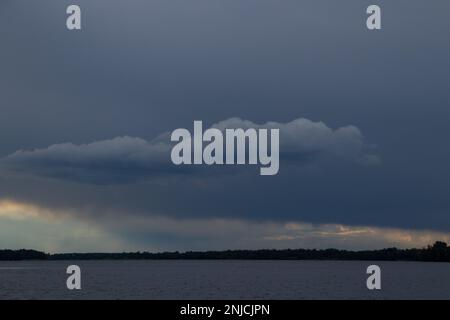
[1,242,450,262]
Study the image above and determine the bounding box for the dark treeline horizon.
[1,241,450,262]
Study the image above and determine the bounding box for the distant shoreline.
[1,241,450,262]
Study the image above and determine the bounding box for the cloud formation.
[0,199,448,252]
[1,117,379,184]
[2,136,172,184]
[213,117,379,163]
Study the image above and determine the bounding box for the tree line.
[1,241,450,262]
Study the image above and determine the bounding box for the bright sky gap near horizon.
[0,0,450,252]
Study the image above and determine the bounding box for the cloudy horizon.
[1,0,450,252]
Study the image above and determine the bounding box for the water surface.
[0,260,448,299]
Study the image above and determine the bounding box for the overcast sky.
[1,0,450,252]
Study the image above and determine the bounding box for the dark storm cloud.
[1,117,377,184]
[2,136,171,184]
[0,0,450,238]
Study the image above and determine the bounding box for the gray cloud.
[213,117,378,163]
[1,117,378,184]
[1,0,450,251]
[2,136,171,184]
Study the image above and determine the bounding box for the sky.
[0,0,450,252]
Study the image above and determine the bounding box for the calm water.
[0,260,449,299]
